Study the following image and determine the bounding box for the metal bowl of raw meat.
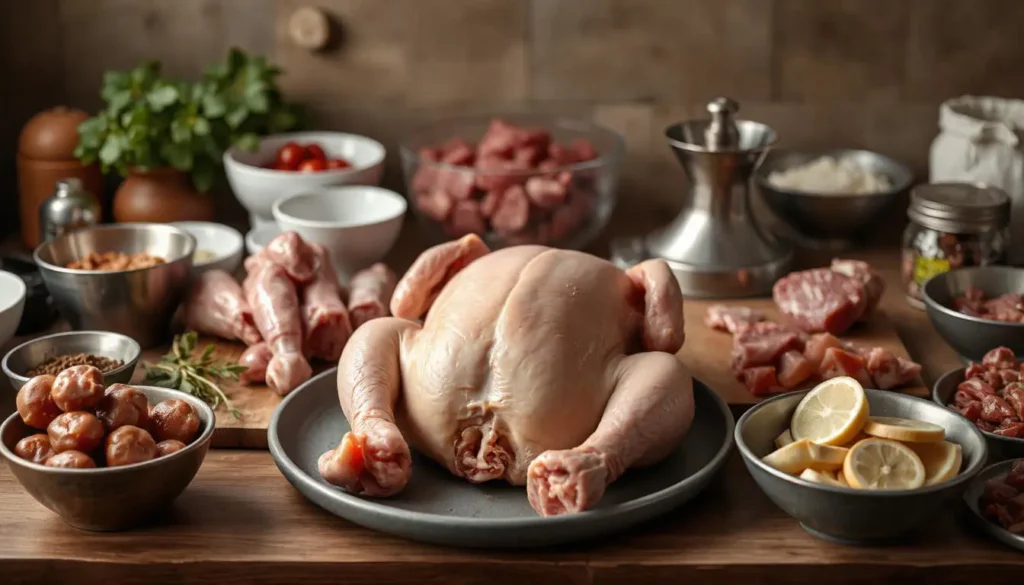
[399,114,625,251]
[33,224,195,349]
[2,330,141,392]
[962,458,1024,553]
[755,148,913,244]
[0,385,214,532]
[736,388,987,545]
[932,367,1024,460]
[268,369,734,548]
[921,267,1024,361]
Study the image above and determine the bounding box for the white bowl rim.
[245,224,282,252]
[169,221,244,266]
[0,384,215,475]
[734,388,988,497]
[223,131,386,178]
[32,223,197,276]
[0,270,27,315]
[271,186,408,229]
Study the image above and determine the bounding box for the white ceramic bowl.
[224,131,386,229]
[0,270,27,347]
[171,221,244,276]
[272,186,407,279]
[245,223,282,256]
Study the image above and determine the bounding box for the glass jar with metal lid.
[901,182,1010,308]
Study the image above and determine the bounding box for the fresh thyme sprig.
[142,331,246,419]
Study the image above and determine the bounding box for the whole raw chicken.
[318,235,695,516]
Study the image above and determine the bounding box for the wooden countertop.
[1,224,1021,584]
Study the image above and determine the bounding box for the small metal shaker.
[39,178,100,243]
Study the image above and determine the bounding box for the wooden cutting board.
[677,297,930,405]
[131,337,334,449]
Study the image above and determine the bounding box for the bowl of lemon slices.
[735,377,988,544]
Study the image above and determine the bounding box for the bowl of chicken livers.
[269,234,735,547]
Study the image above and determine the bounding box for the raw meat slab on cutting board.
[678,298,928,405]
[133,336,332,448]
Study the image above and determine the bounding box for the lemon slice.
[842,432,871,447]
[799,468,845,487]
[790,377,869,446]
[836,470,849,486]
[907,440,963,486]
[775,429,795,449]
[862,417,945,443]
[762,439,849,475]
[843,438,926,490]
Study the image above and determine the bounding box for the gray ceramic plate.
[268,368,734,548]
[963,459,1024,553]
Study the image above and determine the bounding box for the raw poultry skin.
[319,234,695,516]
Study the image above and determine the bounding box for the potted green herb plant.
[75,48,302,223]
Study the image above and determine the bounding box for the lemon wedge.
[790,376,869,446]
[843,438,926,490]
[799,468,846,487]
[775,429,795,449]
[908,440,963,486]
[763,438,849,475]
[862,417,945,443]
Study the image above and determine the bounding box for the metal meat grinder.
[611,97,793,297]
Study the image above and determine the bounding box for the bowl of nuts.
[2,330,141,393]
[0,366,214,531]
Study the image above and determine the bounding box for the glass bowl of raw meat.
[399,115,625,250]
[933,346,1024,460]
[921,266,1024,361]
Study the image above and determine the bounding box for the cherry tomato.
[270,161,293,171]
[276,142,304,169]
[305,143,327,161]
[298,159,327,173]
[326,158,351,170]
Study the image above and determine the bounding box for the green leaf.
[179,378,196,397]
[246,91,269,114]
[202,93,227,118]
[234,132,260,151]
[170,118,191,143]
[225,105,248,129]
[98,134,126,165]
[147,84,179,111]
[201,344,216,362]
[193,117,211,136]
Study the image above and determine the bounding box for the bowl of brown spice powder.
[2,330,140,392]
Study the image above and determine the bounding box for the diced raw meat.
[773,268,867,335]
[442,142,475,166]
[547,143,577,166]
[703,305,766,335]
[994,423,1024,437]
[958,378,998,400]
[436,167,476,200]
[830,258,885,317]
[447,201,487,237]
[803,333,843,370]
[865,347,902,389]
[549,203,582,243]
[1003,383,1024,420]
[980,394,1017,423]
[777,350,815,389]
[1000,369,1021,386]
[983,347,1017,368]
[819,347,872,387]
[475,157,529,193]
[491,185,530,234]
[953,390,977,408]
[965,362,989,379]
[513,146,544,167]
[524,176,567,209]
[479,188,504,218]
[730,322,804,371]
[416,188,454,222]
[739,366,784,396]
[959,401,983,422]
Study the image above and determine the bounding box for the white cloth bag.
[930,96,1024,265]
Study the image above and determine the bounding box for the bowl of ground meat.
[33,224,195,349]
[2,330,141,392]
[921,267,1024,362]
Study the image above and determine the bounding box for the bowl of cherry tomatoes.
[224,131,386,229]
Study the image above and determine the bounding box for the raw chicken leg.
[302,244,353,361]
[263,231,317,285]
[347,263,397,329]
[238,342,272,385]
[320,235,695,516]
[243,258,312,395]
[182,270,262,346]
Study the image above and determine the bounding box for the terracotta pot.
[113,168,215,223]
[17,107,105,249]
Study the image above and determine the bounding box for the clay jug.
[17,107,105,249]
[112,167,215,223]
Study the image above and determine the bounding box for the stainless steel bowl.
[755,148,913,243]
[2,330,141,392]
[0,385,214,532]
[736,389,987,545]
[921,267,1024,361]
[932,366,1024,460]
[33,224,195,349]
